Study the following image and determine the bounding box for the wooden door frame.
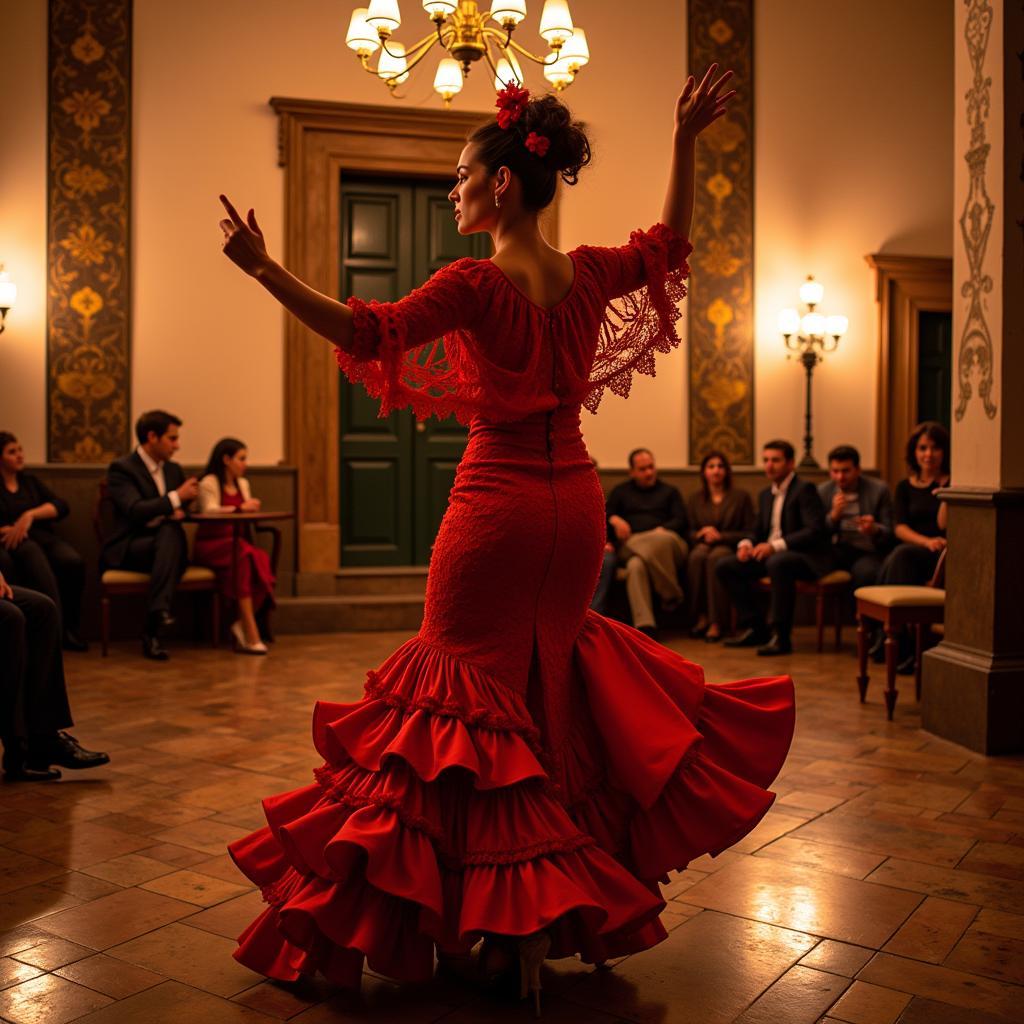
[865,253,952,485]
[270,97,560,576]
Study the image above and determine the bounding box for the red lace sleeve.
[579,224,693,413]
[334,258,481,421]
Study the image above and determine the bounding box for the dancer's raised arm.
[218,195,355,349]
[662,64,736,240]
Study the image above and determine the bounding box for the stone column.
[922,0,1024,753]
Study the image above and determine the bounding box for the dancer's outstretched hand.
[674,63,736,141]
[219,194,271,277]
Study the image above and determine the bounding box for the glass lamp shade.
[0,271,16,309]
[367,0,402,34]
[539,0,573,46]
[422,0,456,16]
[493,51,524,89]
[434,57,463,97]
[377,41,409,83]
[346,7,381,53]
[777,307,800,336]
[491,0,527,26]
[560,26,588,69]
[825,314,848,338]
[801,312,826,337]
[543,53,574,87]
[799,276,824,307]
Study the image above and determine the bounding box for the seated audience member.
[818,444,895,590]
[102,410,199,661]
[601,448,688,637]
[685,450,754,642]
[877,421,950,673]
[0,569,109,781]
[717,439,830,655]
[194,438,275,655]
[0,431,87,650]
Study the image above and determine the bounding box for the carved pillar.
[922,0,1024,753]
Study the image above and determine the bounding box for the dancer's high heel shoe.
[518,931,551,1018]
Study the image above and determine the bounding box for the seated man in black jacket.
[102,410,199,660]
[594,448,688,637]
[716,439,830,655]
[0,569,109,781]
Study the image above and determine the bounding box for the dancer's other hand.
[219,194,272,278]
[674,63,736,141]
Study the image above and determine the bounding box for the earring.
[494,194,501,208]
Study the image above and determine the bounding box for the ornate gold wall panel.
[47,0,131,462]
[686,0,754,465]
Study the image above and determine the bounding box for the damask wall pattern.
[686,0,754,465]
[47,0,132,462]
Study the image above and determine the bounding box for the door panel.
[917,310,952,429]
[340,178,489,566]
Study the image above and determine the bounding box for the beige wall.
[2,0,952,472]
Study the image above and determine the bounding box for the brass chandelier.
[345,0,590,106]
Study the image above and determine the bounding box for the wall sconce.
[0,265,16,335]
[778,275,848,468]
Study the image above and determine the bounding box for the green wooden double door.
[339,178,489,566]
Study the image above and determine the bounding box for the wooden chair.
[853,550,946,720]
[756,569,852,652]
[94,481,220,656]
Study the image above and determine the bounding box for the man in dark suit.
[818,444,895,590]
[102,410,198,660]
[716,439,829,655]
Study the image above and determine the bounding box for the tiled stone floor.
[1,627,1023,1023]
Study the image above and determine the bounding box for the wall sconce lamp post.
[0,265,15,335]
[778,276,848,469]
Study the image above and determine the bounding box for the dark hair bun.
[468,91,592,211]
[520,94,591,186]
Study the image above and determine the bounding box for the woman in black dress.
[0,432,87,650]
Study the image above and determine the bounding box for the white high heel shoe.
[518,931,551,1018]
[231,620,268,656]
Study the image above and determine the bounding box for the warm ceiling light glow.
[799,276,824,307]
[491,0,527,26]
[560,26,588,69]
[543,53,574,87]
[539,0,573,47]
[378,41,410,83]
[434,57,463,98]
[422,0,456,17]
[493,50,524,89]
[777,308,800,336]
[825,314,849,338]
[367,0,402,35]
[346,7,381,54]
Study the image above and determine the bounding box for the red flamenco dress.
[228,224,796,986]
[193,489,276,614]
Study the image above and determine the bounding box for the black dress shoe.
[725,627,770,648]
[689,622,709,639]
[63,631,89,652]
[757,633,793,656]
[28,732,110,771]
[3,762,62,782]
[896,654,917,676]
[142,634,169,661]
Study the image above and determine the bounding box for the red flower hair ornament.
[524,131,550,158]
[495,82,530,129]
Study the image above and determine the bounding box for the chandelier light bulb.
[539,0,573,47]
[777,308,800,336]
[346,7,381,54]
[434,57,463,98]
[422,0,456,17]
[801,312,826,337]
[799,276,824,307]
[493,50,524,89]
[491,0,528,27]
[0,268,16,309]
[367,0,402,35]
[543,53,574,88]
[559,26,588,69]
[825,314,848,338]
[377,40,410,83]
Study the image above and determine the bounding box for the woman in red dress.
[193,438,276,655]
[218,67,794,1007]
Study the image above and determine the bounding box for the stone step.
[333,566,429,597]
[275,594,424,634]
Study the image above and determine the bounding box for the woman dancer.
[218,66,795,1009]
